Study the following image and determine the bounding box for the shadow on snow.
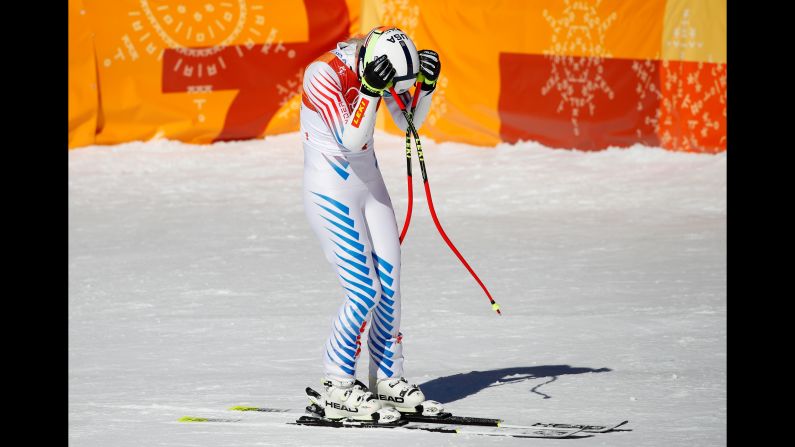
[420,365,611,403]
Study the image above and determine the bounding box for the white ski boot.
[306,378,402,424]
[369,377,445,416]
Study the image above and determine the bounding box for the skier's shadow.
[420,365,611,404]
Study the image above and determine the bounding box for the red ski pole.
[389,86,502,316]
[398,84,423,244]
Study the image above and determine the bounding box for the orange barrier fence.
[69,0,726,152]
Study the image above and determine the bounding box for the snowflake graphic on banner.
[631,59,662,142]
[106,1,298,124]
[660,60,726,151]
[541,0,617,137]
[666,8,704,61]
[382,0,419,34]
[108,1,288,74]
[660,9,726,151]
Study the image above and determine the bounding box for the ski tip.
[229,406,257,412]
[178,416,208,422]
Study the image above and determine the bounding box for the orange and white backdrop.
[68,0,726,152]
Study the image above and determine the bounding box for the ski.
[401,412,501,426]
[290,415,585,438]
[515,420,630,433]
[182,412,589,438]
[178,416,242,423]
[229,405,628,432]
[396,413,628,433]
[231,406,502,426]
[228,406,292,413]
[291,415,409,429]
[407,423,585,438]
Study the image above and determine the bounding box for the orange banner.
[70,0,360,146]
[369,0,726,152]
[68,0,99,148]
[68,0,726,152]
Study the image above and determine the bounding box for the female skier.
[300,26,442,423]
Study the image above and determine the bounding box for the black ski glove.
[417,50,441,91]
[361,54,396,97]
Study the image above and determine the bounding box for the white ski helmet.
[357,26,420,94]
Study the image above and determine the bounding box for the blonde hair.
[346,36,364,56]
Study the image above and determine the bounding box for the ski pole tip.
[492,302,501,315]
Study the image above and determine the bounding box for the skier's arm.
[302,56,395,152]
[384,49,441,132]
[384,88,435,132]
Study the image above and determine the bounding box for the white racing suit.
[300,39,434,382]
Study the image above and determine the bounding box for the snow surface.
[69,130,726,446]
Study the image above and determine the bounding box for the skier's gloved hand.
[361,54,396,97]
[417,50,441,91]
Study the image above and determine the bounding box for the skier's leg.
[361,180,405,386]
[303,186,385,381]
[303,186,410,422]
[362,179,443,414]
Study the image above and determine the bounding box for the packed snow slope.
[69,130,726,446]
